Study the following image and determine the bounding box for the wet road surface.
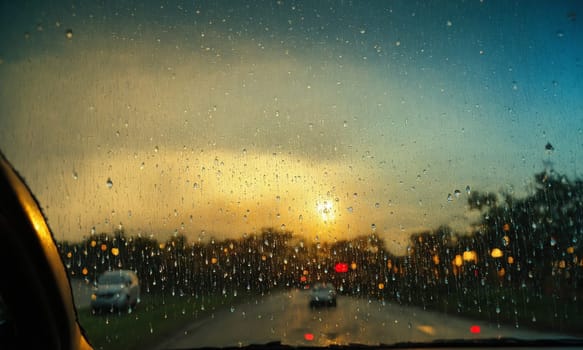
[152,289,570,349]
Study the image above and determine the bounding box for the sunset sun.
[316,200,335,223]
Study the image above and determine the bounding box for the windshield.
[1,0,582,349]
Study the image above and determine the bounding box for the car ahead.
[309,283,337,308]
[90,270,140,313]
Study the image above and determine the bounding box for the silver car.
[90,270,140,312]
[309,283,337,307]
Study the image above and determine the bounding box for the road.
[151,289,571,349]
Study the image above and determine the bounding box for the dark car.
[309,283,337,308]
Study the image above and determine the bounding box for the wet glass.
[0,1,582,349]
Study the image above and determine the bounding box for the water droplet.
[371,223,376,231]
[347,207,353,213]
[106,178,113,189]
[550,237,557,246]
[72,171,78,180]
[466,185,471,195]
[374,202,380,208]
[447,193,453,202]
[500,235,509,247]
[65,29,73,39]
[454,189,461,198]
[154,145,159,152]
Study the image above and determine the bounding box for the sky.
[1,0,582,255]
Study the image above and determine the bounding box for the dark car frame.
[0,151,92,350]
